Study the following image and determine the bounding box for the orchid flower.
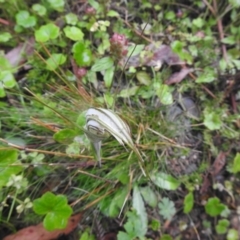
[84,108,146,175]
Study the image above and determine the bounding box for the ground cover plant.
[0,0,240,239]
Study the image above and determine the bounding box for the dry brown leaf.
[121,43,185,69]
[200,152,227,194]
[0,18,10,25]
[5,37,35,69]
[102,232,118,240]
[209,151,227,177]
[165,67,193,85]
[145,43,184,66]
[200,173,211,194]
[3,213,83,240]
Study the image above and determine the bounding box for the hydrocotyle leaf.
[64,26,84,41]
[72,41,92,67]
[203,111,222,130]
[45,53,66,70]
[32,4,47,16]
[35,23,60,42]
[204,197,225,217]
[1,71,16,88]
[15,10,36,28]
[47,0,65,12]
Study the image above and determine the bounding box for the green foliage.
[229,0,240,7]
[79,228,95,240]
[47,0,65,12]
[45,53,66,70]
[171,40,192,63]
[192,17,205,28]
[35,23,60,42]
[90,20,110,32]
[165,11,175,21]
[118,173,129,185]
[150,219,160,231]
[65,13,78,25]
[76,111,87,127]
[119,86,139,98]
[66,141,81,155]
[6,174,28,193]
[64,26,84,41]
[140,186,157,208]
[136,71,151,86]
[104,67,115,88]
[0,54,17,97]
[232,153,240,173]
[103,92,114,108]
[33,191,73,231]
[160,235,173,240]
[0,71,16,97]
[205,197,225,217]
[32,4,47,16]
[15,10,36,28]
[16,197,33,214]
[0,32,12,42]
[151,172,180,190]
[0,149,22,188]
[203,107,223,130]
[53,129,78,143]
[203,220,211,232]
[1,0,240,237]
[88,0,99,11]
[21,151,45,165]
[127,44,145,57]
[108,187,128,217]
[91,57,114,72]
[132,185,148,236]
[72,41,93,67]
[158,197,176,220]
[153,82,173,105]
[117,210,146,240]
[216,219,230,234]
[196,68,216,83]
[183,191,194,213]
[99,187,128,217]
[227,229,239,240]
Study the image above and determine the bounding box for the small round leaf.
[16,11,36,28]
[35,23,60,42]
[64,26,84,41]
[45,53,66,70]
